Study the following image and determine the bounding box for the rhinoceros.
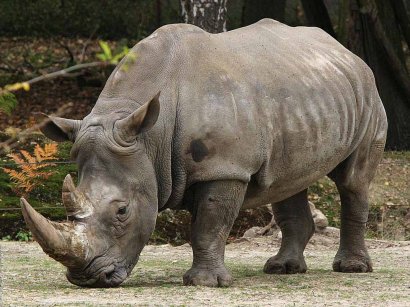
[21,19,387,288]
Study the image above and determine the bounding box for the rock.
[176,243,191,249]
[318,226,340,238]
[313,210,329,229]
[243,227,263,238]
[242,201,329,239]
[309,201,329,229]
[309,201,317,215]
[276,230,282,240]
[233,237,250,243]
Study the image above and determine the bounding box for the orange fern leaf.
[3,143,59,195]
[20,150,37,164]
[42,143,58,160]
[7,153,25,165]
[34,144,45,162]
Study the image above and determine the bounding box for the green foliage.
[1,230,32,241]
[0,91,18,115]
[97,41,112,61]
[96,41,130,64]
[15,230,32,242]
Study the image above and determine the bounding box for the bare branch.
[0,61,112,95]
[0,103,74,155]
[53,37,75,65]
[26,61,110,85]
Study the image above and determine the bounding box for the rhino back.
[172,19,384,206]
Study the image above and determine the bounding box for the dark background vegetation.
[0,0,409,242]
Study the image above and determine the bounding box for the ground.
[1,234,409,306]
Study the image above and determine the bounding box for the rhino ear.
[115,92,160,141]
[40,116,82,142]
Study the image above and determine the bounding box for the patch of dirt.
[1,236,409,306]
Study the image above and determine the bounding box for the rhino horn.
[62,174,92,218]
[20,197,88,268]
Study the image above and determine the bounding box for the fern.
[2,143,59,196]
[0,91,18,115]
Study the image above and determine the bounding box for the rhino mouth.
[66,255,138,288]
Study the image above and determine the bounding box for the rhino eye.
[117,206,127,215]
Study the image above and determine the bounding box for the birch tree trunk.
[181,0,228,33]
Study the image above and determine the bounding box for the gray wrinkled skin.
[34,19,387,287]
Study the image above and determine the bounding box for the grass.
[383,150,410,161]
[2,241,409,306]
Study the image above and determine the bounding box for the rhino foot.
[263,255,307,274]
[333,254,373,273]
[183,266,233,287]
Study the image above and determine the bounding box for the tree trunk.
[337,0,350,45]
[348,0,410,149]
[181,0,228,33]
[390,0,410,49]
[300,0,336,38]
[241,0,286,26]
[156,0,162,28]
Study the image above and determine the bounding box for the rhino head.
[21,93,161,287]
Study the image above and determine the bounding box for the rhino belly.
[242,80,364,208]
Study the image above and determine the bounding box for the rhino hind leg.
[183,180,247,287]
[329,135,386,273]
[264,189,315,274]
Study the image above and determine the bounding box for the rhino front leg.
[264,189,315,274]
[183,180,247,287]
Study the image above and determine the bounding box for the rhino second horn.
[20,197,88,268]
[62,174,92,218]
